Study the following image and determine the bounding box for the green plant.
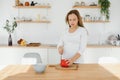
[3,17,17,34]
[98,0,111,20]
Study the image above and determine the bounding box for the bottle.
[36,14,40,21]
[15,0,19,6]
[8,34,12,46]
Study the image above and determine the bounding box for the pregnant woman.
[57,9,88,66]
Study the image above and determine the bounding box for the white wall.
[0,0,120,45]
[0,0,120,65]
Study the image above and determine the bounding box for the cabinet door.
[110,48,120,61]
[0,47,23,64]
[0,47,48,64]
[84,48,110,63]
[21,48,48,64]
[48,49,60,65]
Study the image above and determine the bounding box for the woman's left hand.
[66,58,74,66]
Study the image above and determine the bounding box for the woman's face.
[68,13,78,28]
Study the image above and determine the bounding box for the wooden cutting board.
[55,64,78,70]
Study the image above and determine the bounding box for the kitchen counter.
[0,44,120,48]
[0,64,120,80]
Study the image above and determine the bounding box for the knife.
[61,55,62,62]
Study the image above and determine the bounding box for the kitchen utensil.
[60,55,62,64]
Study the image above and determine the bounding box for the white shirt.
[57,27,87,63]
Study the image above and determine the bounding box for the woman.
[57,9,88,66]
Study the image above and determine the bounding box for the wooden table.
[0,64,120,80]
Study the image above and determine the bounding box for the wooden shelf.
[84,20,110,23]
[73,6,101,8]
[87,45,120,48]
[0,44,120,48]
[16,20,50,23]
[13,5,51,8]
[0,45,57,49]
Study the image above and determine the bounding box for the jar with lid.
[85,15,90,21]
[25,1,30,6]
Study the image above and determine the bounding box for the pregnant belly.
[63,44,79,58]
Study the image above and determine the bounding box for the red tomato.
[60,59,69,67]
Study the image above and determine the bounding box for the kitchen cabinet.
[84,45,120,63]
[47,49,60,65]
[110,48,120,60]
[0,46,48,64]
[84,48,110,63]
[0,45,120,64]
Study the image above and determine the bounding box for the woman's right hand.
[58,46,64,55]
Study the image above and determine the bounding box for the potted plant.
[98,0,111,21]
[3,17,17,46]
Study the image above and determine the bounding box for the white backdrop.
[0,0,120,45]
[0,0,120,65]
